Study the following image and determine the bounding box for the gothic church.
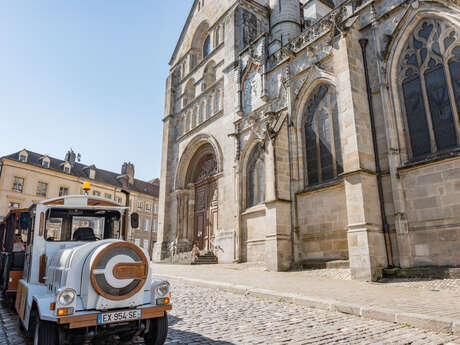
[154,0,460,281]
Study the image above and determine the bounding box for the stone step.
[191,253,219,265]
[298,259,350,270]
[383,267,460,279]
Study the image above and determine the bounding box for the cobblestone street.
[1,279,460,345]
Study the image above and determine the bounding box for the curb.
[156,273,460,336]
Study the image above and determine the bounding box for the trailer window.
[45,209,121,242]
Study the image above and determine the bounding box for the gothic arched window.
[247,145,265,208]
[303,83,343,186]
[203,35,211,59]
[399,18,460,160]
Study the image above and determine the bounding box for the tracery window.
[247,145,265,208]
[203,35,211,59]
[303,83,343,186]
[399,18,460,160]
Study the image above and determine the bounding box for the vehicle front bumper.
[56,304,172,329]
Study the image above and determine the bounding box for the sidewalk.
[151,263,460,335]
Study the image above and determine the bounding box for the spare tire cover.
[90,242,148,301]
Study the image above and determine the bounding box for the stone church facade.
[154,0,460,281]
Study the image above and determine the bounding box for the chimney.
[65,149,77,166]
[149,178,160,185]
[121,162,135,185]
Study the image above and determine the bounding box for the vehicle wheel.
[143,313,168,345]
[32,312,59,345]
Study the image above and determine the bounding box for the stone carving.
[293,75,308,99]
[242,62,262,115]
[242,9,258,48]
[272,86,288,112]
[195,155,217,183]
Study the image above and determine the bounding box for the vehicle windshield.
[45,209,121,242]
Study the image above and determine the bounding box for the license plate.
[97,309,141,325]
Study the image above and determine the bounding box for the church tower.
[269,0,301,54]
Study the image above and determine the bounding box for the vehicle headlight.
[153,281,170,298]
[57,288,76,306]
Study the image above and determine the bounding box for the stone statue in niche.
[242,63,262,115]
[242,9,258,48]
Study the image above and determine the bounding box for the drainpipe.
[283,65,298,268]
[359,38,394,268]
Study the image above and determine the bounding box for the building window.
[214,89,221,113]
[104,193,112,199]
[207,95,213,118]
[203,35,211,59]
[203,62,216,90]
[12,177,24,193]
[64,166,71,174]
[247,145,265,208]
[137,201,144,210]
[303,83,343,186]
[144,239,149,250]
[134,238,140,247]
[59,187,69,196]
[154,204,158,214]
[117,197,122,204]
[184,79,196,107]
[215,26,220,47]
[8,202,20,209]
[146,203,151,212]
[19,153,27,162]
[93,191,101,197]
[42,160,50,169]
[399,18,460,160]
[36,182,48,197]
[144,218,150,231]
[153,219,158,233]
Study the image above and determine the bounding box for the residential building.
[0,149,159,255]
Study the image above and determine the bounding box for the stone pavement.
[1,281,460,345]
[0,298,28,345]
[151,263,460,335]
[162,279,460,345]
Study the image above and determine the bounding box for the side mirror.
[130,213,139,229]
[19,212,31,230]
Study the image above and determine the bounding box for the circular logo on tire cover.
[90,242,148,301]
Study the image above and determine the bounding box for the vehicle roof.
[3,208,30,220]
[38,195,125,208]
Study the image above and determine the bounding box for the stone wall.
[400,158,460,267]
[241,208,266,262]
[296,184,348,262]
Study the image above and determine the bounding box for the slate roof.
[1,150,159,198]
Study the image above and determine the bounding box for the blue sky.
[0,1,192,181]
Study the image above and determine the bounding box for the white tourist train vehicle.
[14,189,171,345]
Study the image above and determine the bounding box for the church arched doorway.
[186,145,218,251]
